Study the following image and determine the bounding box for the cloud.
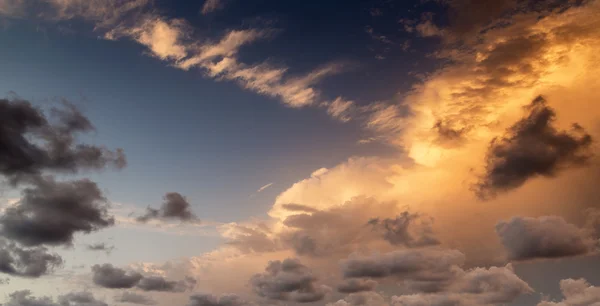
[4,290,108,306]
[327,97,355,123]
[476,96,593,198]
[114,292,156,305]
[187,294,256,306]
[0,238,63,277]
[495,216,597,261]
[368,212,440,247]
[200,0,225,15]
[136,275,193,292]
[86,242,115,254]
[0,176,115,247]
[91,264,143,289]
[250,258,330,303]
[537,278,600,306]
[327,291,389,306]
[0,98,126,184]
[137,192,199,223]
[336,278,378,294]
[256,183,274,193]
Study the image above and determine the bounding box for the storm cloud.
[496,216,596,261]
[137,192,199,223]
[250,258,329,303]
[477,96,592,198]
[0,239,63,278]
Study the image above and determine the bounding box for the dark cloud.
[496,216,596,261]
[368,212,440,247]
[4,290,108,306]
[136,275,193,292]
[445,0,518,39]
[86,243,115,254]
[137,192,199,223]
[114,292,156,305]
[0,97,126,184]
[341,248,464,284]
[0,176,114,246]
[281,203,318,213]
[337,278,378,293]
[0,239,62,278]
[250,258,329,303]
[187,294,256,306]
[91,264,142,289]
[476,96,592,198]
[433,120,468,147]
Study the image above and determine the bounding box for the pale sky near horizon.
[1,1,600,306]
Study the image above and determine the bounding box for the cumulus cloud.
[136,275,194,292]
[0,239,63,277]
[250,258,330,303]
[114,292,156,305]
[0,176,114,247]
[0,98,126,184]
[327,291,389,306]
[476,96,593,198]
[368,212,440,247]
[137,192,199,223]
[91,264,142,289]
[4,290,108,306]
[187,294,256,306]
[336,278,378,294]
[496,216,597,261]
[538,278,600,306]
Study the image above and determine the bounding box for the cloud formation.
[496,216,597,261]
[91,264,142,289]
[476,96,593,198]
[336,278,378,294]
[137,192,199,223]
[538,278,600,306]
[4,290,108,306]
[0,239,63,278]
[114,292,156,305]
[187,294,256,306]
[250,258,329,303]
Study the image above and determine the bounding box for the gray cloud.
[496,216,596,261]
[336,279,378,294]
[0,176,114,247]
[4,290,108,306]
[136,275,193,292]
[538,278,600,306]
[0,239,62,278]
[187,294,256,306]
[250,258,329,303]
[327,291,388,306]
[476,96,592,198]
[86,242,115,254]
[137,192,199,223]
[281,203,318,213]
[91,264,142,289]
[0,97,126,184]
[114,292,156,305]
[368,212,440,247]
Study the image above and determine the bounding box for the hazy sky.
[0,0,599,306]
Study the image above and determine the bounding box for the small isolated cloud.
[538,278,600,306]
[256,183,274,193]
[114,292,156,305]
[327,97,354,123]
[86,242,115,254]
[92,264,143,289]
[250,258,330,303]
[137,192,199,223]
[496,216,597,261]
[187,294,256,306]
[201,0,225,15]
[0,239,63,278]
[476,96,593,199]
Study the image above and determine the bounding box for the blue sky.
[1,0,600,305]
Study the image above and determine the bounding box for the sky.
[0,0,599,305]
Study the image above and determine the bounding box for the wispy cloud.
[256,182,274,193]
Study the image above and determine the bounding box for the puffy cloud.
[137,192,199,223]
[187,294,256,306]
[0,176,114,247]
[4,290,108,306]
[250,258,330,303]
[136,275,194,292]
[368,212,439,247]
[537,278,600,306]
[336,278,378,294]
[476,96,593,198]
[495,216,597,261]
[91,264,142,289]
[114,292,156,305]
[0,98,125,184]
[0,238,63,277]
[327,291,389,306]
